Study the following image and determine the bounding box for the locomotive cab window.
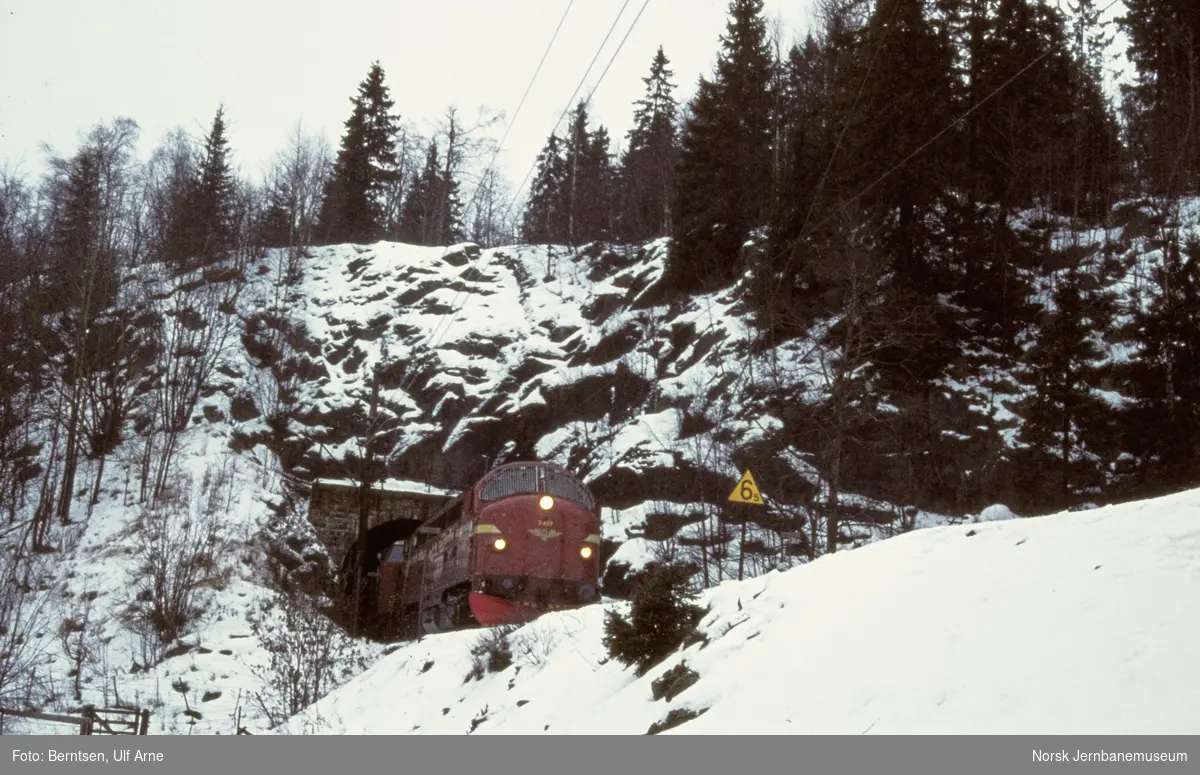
[543,469,595,511]
[479,465,541,501]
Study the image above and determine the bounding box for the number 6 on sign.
[728,470,764,505]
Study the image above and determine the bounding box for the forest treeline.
[1,0,1199,560]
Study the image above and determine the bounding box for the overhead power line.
[500,0,641,230]
[417,0,654,367]
[389,0,578,401]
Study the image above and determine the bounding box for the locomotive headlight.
[579,545,593,559]
[539,495,554,510]
[493,537,507,551]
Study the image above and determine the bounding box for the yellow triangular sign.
[728,470,764,506]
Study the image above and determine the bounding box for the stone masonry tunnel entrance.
[307,478,460,633]
[307,477,459,574]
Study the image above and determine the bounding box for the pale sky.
[0,0,815,200]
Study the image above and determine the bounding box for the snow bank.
[285,486,1200,735]
[976,503,1019,522]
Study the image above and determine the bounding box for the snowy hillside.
[241,237,773,506]
[232,236,980,573]
[0,236,936,736]
[229,201,1200,533]
[285,488,1200,735]
[6,203,1200,736]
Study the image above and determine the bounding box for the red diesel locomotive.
[375,461,602,637]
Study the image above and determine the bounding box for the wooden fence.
[0,705,149,735]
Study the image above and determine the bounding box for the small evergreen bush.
[602,563,704,674]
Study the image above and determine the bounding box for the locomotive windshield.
[544,469,595,511]
[477,464,595,510]
[479,464,541,501]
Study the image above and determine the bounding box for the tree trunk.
[568,149,579,248]
[88,450,108,516]
[1061,411,1071,498]
[32,417,63,550]
[826,469,840,557]
[56,389,83,525]
[139,431,156,504]
[827,367,847,556]
[151,429,181,504]
[808,495,818,562]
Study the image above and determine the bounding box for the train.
[370,461,602,638]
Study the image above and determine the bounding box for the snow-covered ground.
[284,487,1200,734]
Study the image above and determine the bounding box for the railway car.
[375,461,601,638]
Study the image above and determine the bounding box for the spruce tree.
[948,0,1116,378]
[563,102,592,245]
[193,107,235,257]
[668,0,775,292]
[438,168,465,246]
[397,139,463,246]
[164,107,236,270]
[1066,0,1123,221]
[52,151,106,298]
[619,47,679,242]
[560,102,615,245]
[669,79,726,285]
[966,0,1071,210]
[1118,0,1200,196]
[1120,237,1200,493]
[399,140,440,245]
[830,0,964,509]
[257,185,294,249]
[1016,267,1111,505]
[760,33,837,337]
[774,36,825,209]
[831,0,960,391]
[602,563,703,674]
[582,123,616,243]
[522,133,568,244]
[318,62,401,244]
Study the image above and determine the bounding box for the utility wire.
[499,0,638,231]
[418,0,653,368]
[383,0,577,404]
